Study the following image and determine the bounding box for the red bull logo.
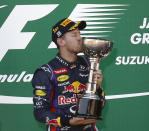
[63,81,86,94]
[58,94,82,105]
[58,94,77,105]
[47,117,61,127]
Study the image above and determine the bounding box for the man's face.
[62,29,83,54]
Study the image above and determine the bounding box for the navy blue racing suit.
[32,54,105,131]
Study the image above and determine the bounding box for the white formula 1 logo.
[0,4,128,61]
[0,4,58,61]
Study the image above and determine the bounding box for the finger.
[75,117,85,120]
[69,117,85,126]
[93,71,102,77]
[97,70,102,75]
[97,74,102,79]
[82,119,96,124]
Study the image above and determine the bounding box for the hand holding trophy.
[76,37,113,119]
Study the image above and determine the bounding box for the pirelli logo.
[60,19,72,27]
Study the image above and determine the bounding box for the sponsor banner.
[0,71,33,83]
[0,0,149,131]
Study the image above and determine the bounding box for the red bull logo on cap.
[63,81,86,94]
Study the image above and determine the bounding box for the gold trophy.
[76,37,113,119]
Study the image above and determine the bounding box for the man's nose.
[77,35,82,41]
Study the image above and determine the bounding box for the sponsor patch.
[63,81,86,93]
[54,68,68,75]
[79,65,87,71]
[56,31,62,37]
[58,94,79,105]
[47,117,61,127]
[79,73,89,77]
[35,86,46,89]
[69,22,80,31]
[53,26,59,33]
[57,81,70,87]
[35,90,46,96]
[41,66,51,73]
[102,91,105,97]
[56,56,69,66]
[57,75,69,82]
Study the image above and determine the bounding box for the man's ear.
[57,38,65,47]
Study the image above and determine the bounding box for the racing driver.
[32,18,105,131]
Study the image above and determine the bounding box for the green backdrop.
[0,0,149,131]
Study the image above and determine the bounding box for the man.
[32,18,105,131]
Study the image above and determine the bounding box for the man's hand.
[93,70,103,88]
[69,117,98,126]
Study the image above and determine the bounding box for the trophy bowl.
[82,37,113,59]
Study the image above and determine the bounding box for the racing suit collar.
[56,53,79,68]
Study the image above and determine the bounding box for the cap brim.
[68,21,86,31]
[77,21,86,30]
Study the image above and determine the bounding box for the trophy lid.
[82,37,113,59]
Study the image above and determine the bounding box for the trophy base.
[76,93,103,120]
